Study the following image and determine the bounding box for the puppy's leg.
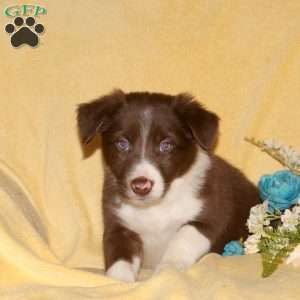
[156,224,211,272]
[104,225,143,282]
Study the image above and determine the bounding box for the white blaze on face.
[140,108,152,158]
[127,160,165,202]
[125,108,165,204]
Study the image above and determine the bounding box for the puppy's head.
[77,90,219,207]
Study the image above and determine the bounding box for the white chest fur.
[116,151,210,268]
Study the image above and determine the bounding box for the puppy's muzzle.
[130,177,154,196]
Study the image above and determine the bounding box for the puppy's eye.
[159,139,175,153]
[115,138,130,152]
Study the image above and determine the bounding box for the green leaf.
[259,227,300,277]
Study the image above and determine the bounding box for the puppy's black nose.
[131,177,153,196]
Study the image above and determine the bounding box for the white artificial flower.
[265,225,273,231]
[244,234,261,254]
[246,202,267,236]
[278,145,300,167]
[281,209,299,231]
[263,139,281,150]
[292,204,300,216]
[288,150,300,165]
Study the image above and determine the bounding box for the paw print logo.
[5,17,44,48]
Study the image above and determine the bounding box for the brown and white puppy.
[77,90,260,282]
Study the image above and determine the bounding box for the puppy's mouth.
[124,195,162,207]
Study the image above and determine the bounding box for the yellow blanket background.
[1,1,300,299]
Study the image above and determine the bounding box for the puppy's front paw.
[154,225,210,276]
[106,260,136,282]
[106,257,141,282]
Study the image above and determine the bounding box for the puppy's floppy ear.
[174,93,219,151]
[77,89,125,144]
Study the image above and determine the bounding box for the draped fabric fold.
[0,1,299,298]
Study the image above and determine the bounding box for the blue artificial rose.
[259,170,300,211]
[222,241,244,256]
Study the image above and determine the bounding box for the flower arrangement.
[222,138,300,277]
